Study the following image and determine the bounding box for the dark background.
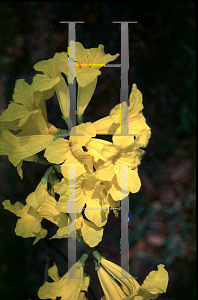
[0,2,196,300]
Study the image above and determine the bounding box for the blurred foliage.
[0,2,196,300]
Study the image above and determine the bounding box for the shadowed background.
[0,2,195,300]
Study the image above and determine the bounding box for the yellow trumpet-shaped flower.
[0,78,54,134]
[92,84,151,149]
[75,42,119,117]
[52,211,104,248]
[74,42,120,88]
[93,252,169,300]
[33,52,70,118]
[38,260,90,300]
[26,181,68,228]
[2,180,68,244]
[0,79,57,178]
[1,130,54,178]
[110,85,151,150]
[54,172,108,225]
[97,265,127,300]
[54,169,109,247]
[62,41,120,118]
[44,122,96,176]
[85,84,151,206]
[85,138,142,203]
[93,252,140,299]
[127,264,169,300]
[2,199,47,245]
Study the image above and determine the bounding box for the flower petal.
[2,131,54,167]
[33,74,60,92]
[44,138,70,164]
[138,264,169,299]
[92,116,119,135]
[81,219,104,247]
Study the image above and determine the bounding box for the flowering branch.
[0,40,168,300]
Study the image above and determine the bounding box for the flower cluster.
[37,251,168,300]
[0,41,168,299]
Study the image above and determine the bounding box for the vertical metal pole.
[113,21,137,277]
[59,22,84,278]
[59,21,84,133]
[67,165,76,278]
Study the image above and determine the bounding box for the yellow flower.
[74,42,119,88]
[0,79,53,134]
[0,79,57,178]
[52,211,104,248]
[33,52,69,118]
[62,41,120,118]
[26,180,68,227]
[110,84,151,150]
[33,42,119,119]
[44,122,96,176]
[122,264,169,300]
[92,83,151,149]
[2,199,47,244]
[1,131,54,178]
[85,138,142,203]
[84,84,151,206]
[2,180,68,244]
[93,252,168,300]
[38,260,90,300]
[74,42,119,117]
[54,168,109,247]
[97,265,127,300]
[55,172,108,223]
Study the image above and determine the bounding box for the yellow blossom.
[0,79,53,134]
[0,79,57,178]
[93,252,168,300]
[38,260,90,300]
[97,265,127,300]
[54,168,109,247]
[2,180,68,244]
[33,52,69,118]
[84,84,151,206]
[44,122,96,175]
[1,130,54,178]
[85,138,142,203]
[55,172,108,222]
[2,199,47,244]
[26,181,68,227]
[110,84,151,149]
[51,211,104,248]
[92,83,151,149]
[33,42,119,119]
[74,42,119,87]
[63,41,120,117]
[75,42,119,116]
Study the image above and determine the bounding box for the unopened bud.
[77,253,88,269]
[93,250,102,264]
[41,166,53,183]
